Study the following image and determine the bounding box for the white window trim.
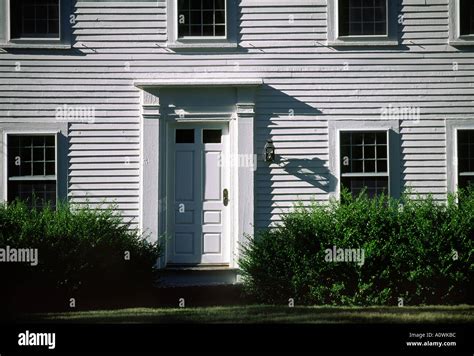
[329,119,401,199]
[0,123,68,204]
[0,0,71,49]
[177,0,227,40]
[2,131,59,204]
[327,0,399,46]
[446,119,474,193]
[166,0,238,50]
[449,0,474,46]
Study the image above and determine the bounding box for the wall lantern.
[263,139,275,163]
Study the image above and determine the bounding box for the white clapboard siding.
[0,0,472,230]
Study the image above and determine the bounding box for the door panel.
[168,124,229,265]
[172,134,201,263]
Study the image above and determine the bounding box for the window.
[177,0,226,38]
[339,0,387,36]
[203,129,221,143]
[176,129,195,143]
[166,0,237,49]
[457,130,474,189]
[0,0,71,49]
[327,0,397,46]
[449,0,474,45]
[7,135,57,208]
[460,0,474,36]
[340,131,389,197]
[10,0,60,39]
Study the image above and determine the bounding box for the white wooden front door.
[168,123,230,265]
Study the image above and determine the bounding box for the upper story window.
[327,0,398,46]
[339,0,387,37]
[449,0,474,45]
[10,0,60,39]
[459,0,474,36]
[177,0,226,38]
[458,130,474,189]
[167,0,237,49]
[0,0,71,49]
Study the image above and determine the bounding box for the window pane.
[178,24,190,37]
[45,162,55,176]
[33,162,44,175]
[203,11,214,24]
[190,25,202,36]
[8,135,55,178]
[215,11,226,24]
[341,176,389,198]
[191,11,202,24]
[203,0,213,10]
[215,25,226,36]
[8,181,56,209]
[341,131,390,174]
[364,160,375,173]
[176,129,195,144]
[177,0,226,37]
[365,145,375,159]
[377,159,387,173]
[215,0,225,9]
[203,25,214,36]
[190,0,201,10]
[352,145,363,160]
[178,0,189,9]
[203,129,222,143]
[11,0,60,38]
[339,0,387,36]
[460,0,474,36]
[458,130,474,189]
[459,176,474,189]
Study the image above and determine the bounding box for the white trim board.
[135,79,263,88]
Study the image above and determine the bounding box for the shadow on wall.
[254,84,337,230]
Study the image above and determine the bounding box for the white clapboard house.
[0,0,473,285]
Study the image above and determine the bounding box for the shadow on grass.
[24,305,474,324]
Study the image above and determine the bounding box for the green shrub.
[239,189,474,306]
[0,201,161,297]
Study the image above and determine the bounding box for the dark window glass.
[458,130,474,189]
[178,0,226,38]
[176,129,195,144]
[7,135,56,208]
[203,129,222,143]
[339,0,387,36]
[8,181,56,209]
[341,176,389,198]
[460,0,474,36]
[340,131,387,174]
[10,0,60,39]
[340,131,389,197]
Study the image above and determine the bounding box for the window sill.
[327,38,399,47]
[449,39,474,46]
[0,41,71,50]
[167,41,238,50]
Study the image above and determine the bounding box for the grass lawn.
[26,305,474,324]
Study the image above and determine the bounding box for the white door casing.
[139,80,261,271]
[167,123,230,265]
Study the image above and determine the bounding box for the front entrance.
[167,123,230,265]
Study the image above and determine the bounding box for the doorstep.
[157,265,240,287]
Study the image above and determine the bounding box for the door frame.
[138,80,261,272]
[165,121,233,266]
